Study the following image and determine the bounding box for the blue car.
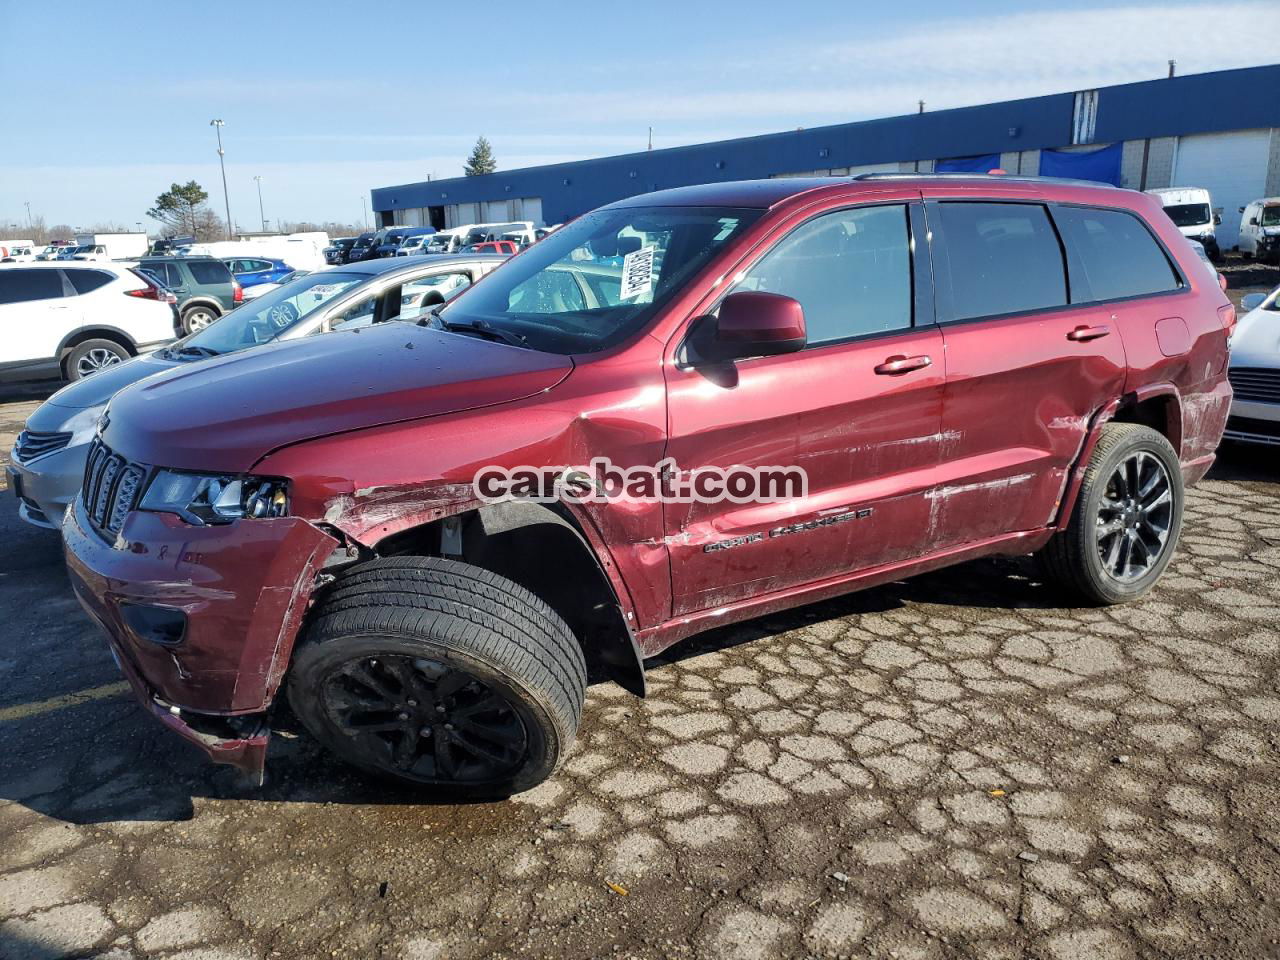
[222,256,295,289]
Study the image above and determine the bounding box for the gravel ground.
[0,368,1277,959]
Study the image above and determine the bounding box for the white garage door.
[520,197,544,226]
[1173,129,1273,249]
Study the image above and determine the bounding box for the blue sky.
[1,0,1276,232]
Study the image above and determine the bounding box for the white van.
[1145,187,1221,260]
[463,221,534,245]
[1239,198,1280,264]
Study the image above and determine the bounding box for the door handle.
[874,354,932,375]
[1066,324,1111,342]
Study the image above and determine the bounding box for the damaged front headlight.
[139,471,289,525]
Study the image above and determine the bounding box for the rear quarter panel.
[1115,193,1232,470]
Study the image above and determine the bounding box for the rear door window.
[0,269,65,304]
[142,262,182,288]
[67,270,114,295]
[934,202,1068,321]
[1053,207,1182,302]
[187,260,233,285]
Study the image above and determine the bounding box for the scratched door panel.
[664,326,944,615]
[922,197,1128,548]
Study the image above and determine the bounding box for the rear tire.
[1038,423,1183,605]
[288,556,586,797]
[181,305,218,335]
[65,338,130,380]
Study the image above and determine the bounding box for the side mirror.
[1250,217,1259,226]
[1240,293,1267,312]
[1213,213,1222,225]
[711,291,807,360]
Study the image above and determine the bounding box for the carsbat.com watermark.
[474,457,808,505]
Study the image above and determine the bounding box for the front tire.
[1039,423,1184,605]
[288,557,586,797]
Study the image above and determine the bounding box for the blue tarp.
[935,153,1002,173]
[1038,143,1123,185]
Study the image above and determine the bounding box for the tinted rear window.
[936,202,1067,321]
[67,270,114,294]
[1054,207,1182,302]
[140,262,181,287]
[0,269,64,304]
[187,260,233,285]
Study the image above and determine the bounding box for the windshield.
[436,205,761,354]
[176,271,365,354]
[1262,206,1280,227]
[1164,203,1211,227]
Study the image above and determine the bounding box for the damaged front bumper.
[63,496,337,778]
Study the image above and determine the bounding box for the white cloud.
[505,3,1280,125]
[5,1,1275,224]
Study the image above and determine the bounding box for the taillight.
[1218,303,1236,338]
[126,269,177,303]
[233,281,243,304]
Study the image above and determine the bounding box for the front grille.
[1228,367,1280,405]
[1224,415,1280,445]
[82,439,148,537]
[14,429,72,463]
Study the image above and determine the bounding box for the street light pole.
[210,119,232,240]
[361,197,368,231]
[24,201,31,229]
[253,176,266,232]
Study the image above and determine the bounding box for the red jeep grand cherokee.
[64,175,1233,795]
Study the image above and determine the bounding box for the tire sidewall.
[288,632,559,795]
[66,340,128,381]
[182,306,216,335]
[1077,429,1184,603]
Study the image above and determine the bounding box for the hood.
[37,353,181,415]
[102,321,574,472]
[1230,304,1280,368]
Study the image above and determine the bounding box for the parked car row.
[325,221,563,265]
[8,253,508,528]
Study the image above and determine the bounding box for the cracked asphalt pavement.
[0,385,1277,960]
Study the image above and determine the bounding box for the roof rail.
[851,172,1118,188]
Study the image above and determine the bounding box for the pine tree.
[464,136,497,176]
[146,181,210,236]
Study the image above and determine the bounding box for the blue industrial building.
[372,64,1280,250]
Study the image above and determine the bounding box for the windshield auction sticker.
[619,245,656,300]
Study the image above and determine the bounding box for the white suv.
[0,263,178,382]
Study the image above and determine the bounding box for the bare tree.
[192,208,226,242]
[0,216,48,243]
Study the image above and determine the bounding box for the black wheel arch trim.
[179,298,225,316]
[56,325,139,358]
